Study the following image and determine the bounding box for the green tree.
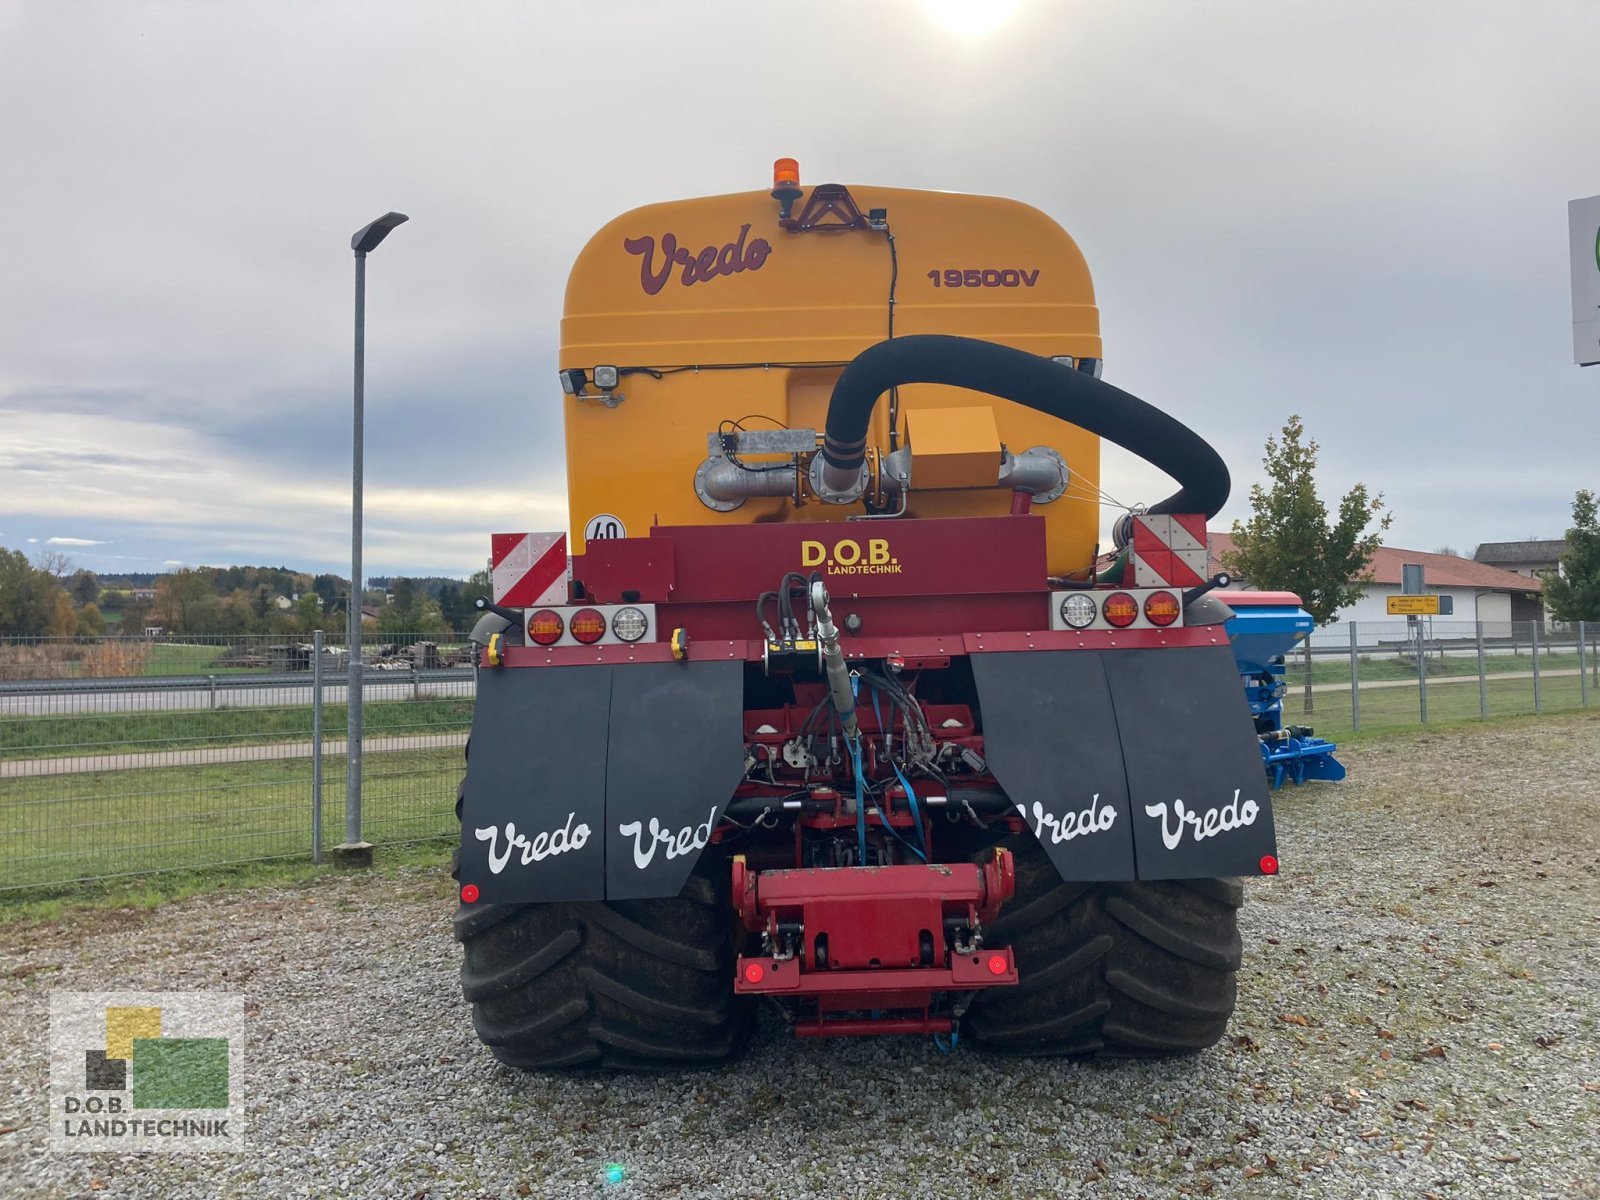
[69,569,100,607]
[312,573,344,615]
[1541,490,1600,625]
[0,547,71,635]
[1221,415,1392,711]
[77,602,106,637]
[295,592,324,632]
[437,582,472,632]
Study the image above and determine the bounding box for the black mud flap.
[972,646,1275,882]
[459,661,745,904]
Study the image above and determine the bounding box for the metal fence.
[0,632,473,892]
[1,621,1595,892]
[1279,620,1596,734]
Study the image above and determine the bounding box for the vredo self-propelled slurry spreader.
[454,161,1285,1070]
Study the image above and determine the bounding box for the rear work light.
[569,607,607,645]
[1102,591,1139,628]
[1059,592,1098,629]
[611,606,648,642]
[528,609,564,646]
[1143,590,1181,627]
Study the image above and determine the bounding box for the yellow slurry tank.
[558,172,1104,575]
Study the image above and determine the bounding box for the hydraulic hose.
[820,335,1230,519]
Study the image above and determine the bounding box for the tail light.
[611,606,648,643]
[569,607,607,645]
[1102,592,1139,628]
[1059,592,1098,629]
[1143,590,1180,627]
[528,609,564,646]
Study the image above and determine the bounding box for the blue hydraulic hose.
[850,675,867,866]
[870,688,927,860]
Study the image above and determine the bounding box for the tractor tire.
[963,834,1244,1057]
[453,856,753,1071]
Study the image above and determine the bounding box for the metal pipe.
[1476,621,1487,719]
[348,250,366,849]
[1531,620,1541,715]
[695,457,796,505]
[1349,621,1360,732]
[1580,620,1589,709]
[810,579,858,740]
[312,628,323,864]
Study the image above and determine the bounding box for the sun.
[920,0,1025,37]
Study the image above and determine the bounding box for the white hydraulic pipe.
[810,579,858,740]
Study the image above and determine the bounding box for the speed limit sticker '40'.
[584,514,627,542]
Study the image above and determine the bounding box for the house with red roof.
[1207,533,1544,633]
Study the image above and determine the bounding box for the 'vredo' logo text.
[1144,790,1260,850]
[623,224,771,296]
[475,814,591,874]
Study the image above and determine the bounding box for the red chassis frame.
[477,510,1226,1034]
[730,851,1018,1037]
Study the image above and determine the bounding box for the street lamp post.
[334,211,408,867]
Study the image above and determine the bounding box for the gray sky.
[2,0,1597,578]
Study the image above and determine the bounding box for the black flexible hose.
[820,334,1230,518]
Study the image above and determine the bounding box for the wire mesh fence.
[1277,620,1597,735]
[1,620,1594,892]
[0,631,473,891]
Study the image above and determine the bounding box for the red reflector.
[1144,589,1180,627]
[528,609,564,646]
[742,962,765,984]
[569,607,607,644]
[1102,591,1139,628]
[986,953,1008,976]
[460,884,480,904]
[1259,854,1279,876]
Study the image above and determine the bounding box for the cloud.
[1,1,1598,575]
[46,536,110,547]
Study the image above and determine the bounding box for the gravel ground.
[2,714,1597,1200]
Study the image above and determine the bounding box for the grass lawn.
[1283,648,1596,686]
[1278,670,1592,734]
[0,748,460,892]
[1,697,472,760]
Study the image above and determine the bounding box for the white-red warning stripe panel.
[1131,514,1209,588]
[491,532,569,607]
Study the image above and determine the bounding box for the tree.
[69,569,100,607]
[1221,415,1392,712]
[312,573,344,615]
[1541,490,1600,624]
[0,547,72,636]
[48,590,77,637]
[155,569,215,632]
[295,592,324,632]
[438,582,472,633]
[77,602,106,637]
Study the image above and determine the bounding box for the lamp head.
[351,211,409,254]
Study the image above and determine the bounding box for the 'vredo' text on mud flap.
[459,660,746,904]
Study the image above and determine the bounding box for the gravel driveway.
[3,715,1597,1199]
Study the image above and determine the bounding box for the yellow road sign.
[1387,594,1440,616]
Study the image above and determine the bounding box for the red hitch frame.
[731,849,1018,1037]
